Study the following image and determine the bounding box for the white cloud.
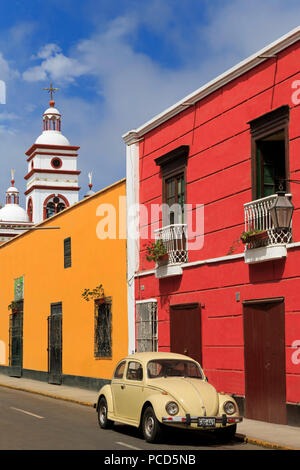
[23,47,89,83]
[0,52,13,82]
[36,43,62,59]
[202,0,300,58]
[0,112,19,121]
[22,65,47,82]
[9,22,36,46]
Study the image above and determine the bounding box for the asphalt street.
[0,386,267,452]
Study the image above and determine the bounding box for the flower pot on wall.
[241,230,268,244]
[157,253,169,266]
[146,239,168,264]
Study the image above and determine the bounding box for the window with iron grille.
[94,298,112,358]
[51,302,62,316]
[136,301,158,352]
[64,237,71,268]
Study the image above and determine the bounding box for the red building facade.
[124,27,300,426]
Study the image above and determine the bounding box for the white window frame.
[136,300,158,352]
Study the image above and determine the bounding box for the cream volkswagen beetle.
[95,352,243,443]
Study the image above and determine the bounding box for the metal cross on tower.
[43,82,59,101]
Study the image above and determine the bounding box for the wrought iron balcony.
[243,193,293,263]
[154,224,188,277]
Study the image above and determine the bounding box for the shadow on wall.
[248,258,286,284]
[0,340,5,365]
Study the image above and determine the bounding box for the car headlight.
[165,401,179,416]
[223,400,236,415]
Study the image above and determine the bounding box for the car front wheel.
[98,397,114,429]
[142,406,163,443]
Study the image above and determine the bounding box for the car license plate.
[198,418,216,427]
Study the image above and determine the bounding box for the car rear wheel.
[98,397,114,429]
[142,406,163,443]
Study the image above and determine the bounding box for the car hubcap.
[100,405,107,424]
[145,415,154,437]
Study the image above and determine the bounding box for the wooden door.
[9,301,24,378]
[48,302,63,385]
[170,304,202,366]
[243,299,286,424]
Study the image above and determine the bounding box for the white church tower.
[25,83,80,224]
[0,170,33,243]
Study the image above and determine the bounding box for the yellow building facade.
[0,178,127,389]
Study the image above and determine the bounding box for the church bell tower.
[25,83,80,224]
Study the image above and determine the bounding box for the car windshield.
[147,359,204,379]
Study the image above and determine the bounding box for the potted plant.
[82,284,105,302]
[8,300,19,313]
[146,239,168,263]
[240,229,268,244]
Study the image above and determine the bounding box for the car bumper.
[162,414,243,428]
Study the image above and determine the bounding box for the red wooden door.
[243,299,286,424]
[170,304,202,366]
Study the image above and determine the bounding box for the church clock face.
[51,157,62,169]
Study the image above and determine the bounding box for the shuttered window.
[64,237,71,268]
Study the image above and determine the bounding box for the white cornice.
[122,25,300,142]
[122,131,144,146]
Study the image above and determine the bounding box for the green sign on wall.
[14,276,24,301]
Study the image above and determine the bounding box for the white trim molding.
[244,244,287,264]
[126,137,140,354]
[135,252,245,277]
[155,263,183,279]
[136,298,158,304]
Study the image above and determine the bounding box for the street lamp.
[269,191,294,232]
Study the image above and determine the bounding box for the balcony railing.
[244,193,293,249]
[154,224,188,264]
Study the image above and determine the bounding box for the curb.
[1,382,299,451]
[235,433,299,451]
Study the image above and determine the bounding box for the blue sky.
[0,0,300,204]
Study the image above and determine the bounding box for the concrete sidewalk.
[0,373,299,450]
